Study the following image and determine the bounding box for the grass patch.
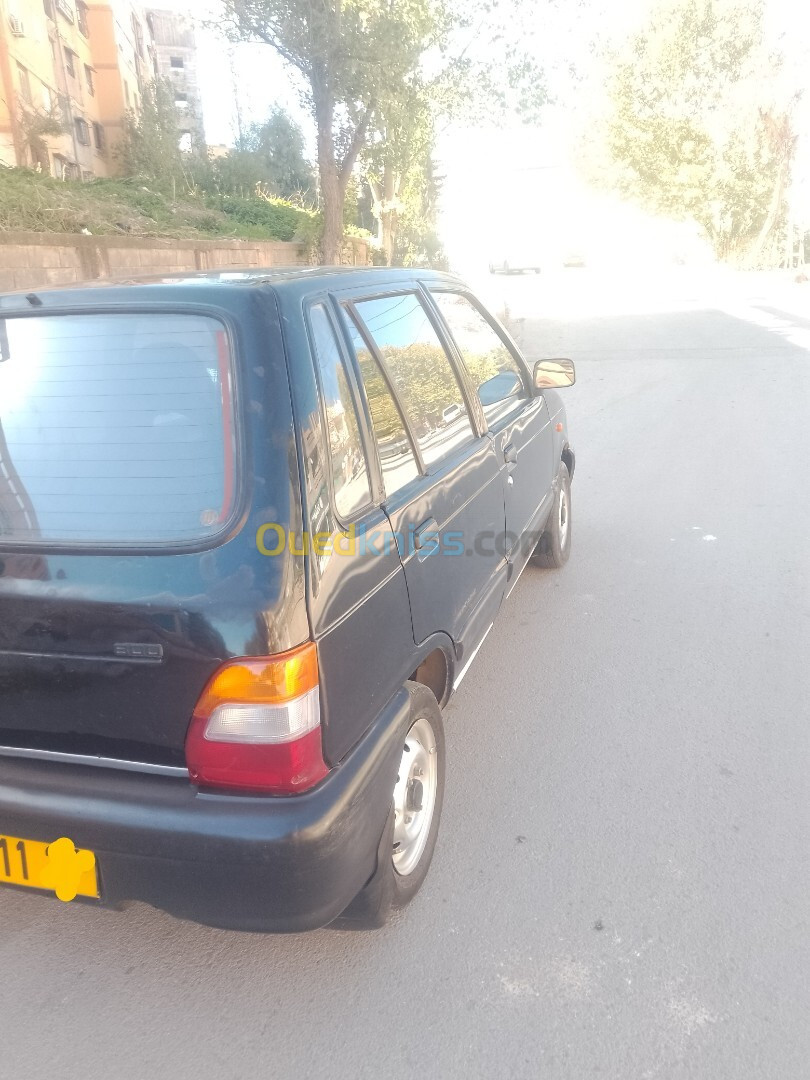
[0,168,319,243]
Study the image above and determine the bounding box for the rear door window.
[353,293,474,469]
[0,312,235,545]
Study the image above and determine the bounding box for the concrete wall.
[0,232,371,292]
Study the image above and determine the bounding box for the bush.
[207,194,316,242]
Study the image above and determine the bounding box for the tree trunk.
[369,179,384,247]
[312,70,342,266]
[748,112,796,269]
[381,162,396,266]
[320,164,343,266]
[748,157,789,268]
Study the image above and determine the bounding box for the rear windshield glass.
[0,312,235,546]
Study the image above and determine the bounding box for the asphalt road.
[2,273,809,1079]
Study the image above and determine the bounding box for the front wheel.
[531,462,572,568]
[338,682,445,928]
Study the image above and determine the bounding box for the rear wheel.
[531,462,572,568]
[337,682,445,928]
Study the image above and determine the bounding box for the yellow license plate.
[0,833,99,900]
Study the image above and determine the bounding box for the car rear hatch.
[0,293,306,769]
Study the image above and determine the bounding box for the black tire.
[531,462,572,568]
[336,682,446,929]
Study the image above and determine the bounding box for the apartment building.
[85,0,154,159]
[0,0,166,179]
[146,7,204,151]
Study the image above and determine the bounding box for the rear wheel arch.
[561,443,575,480]
[410,646,452,708]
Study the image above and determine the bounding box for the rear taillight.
[185,643,328,795]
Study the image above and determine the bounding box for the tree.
[590,0,800,264]
[248,108,314,196]
[216,108,314,198]
[115,79,184,186]
[221,0,456,264]
[221,1,549,264]
[360,0,549,265]
[363,78,434,264]
[19,110,65,174]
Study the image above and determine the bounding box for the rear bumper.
[0,688,410,932]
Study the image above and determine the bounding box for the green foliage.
[219,1,547,262]
[207,192,313,240]
[0,167,317,243]
[19,110,65,172]
[221,0,460,260]
[356,343,459,442]
[213,109,315,199]
[592,0,793,262]
[114,80,185,188]
[391,156,447,269]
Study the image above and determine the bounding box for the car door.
[338,289,507,666]
[295,299,417,763]
[429,289,556,585]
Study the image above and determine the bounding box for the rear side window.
[342,311,420,500]
[0,313,235,545]
[431,292,528,428]
[353,293,474,468]
[308,304,371,519]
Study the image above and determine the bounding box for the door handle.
[414,518,439,555]
[503,442,518,465]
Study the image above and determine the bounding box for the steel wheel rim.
[392,716,438,877]
[559,485,570,546]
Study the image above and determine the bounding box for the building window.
[132,13,145,58]
[41,84,54,112]
[179,131,192,153]
[16,65,32,106]
[55,0,74,23]
[93,122,105,152]
[57,94,70,122]
[84,65,94,95]
[64,49,76,79]
[170,56,184,69]
[74,117,90,146]
[124,81,130,107]
[76,1,89,36]
[175,92,188,107]
[54,155,78,180]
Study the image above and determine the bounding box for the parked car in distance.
[488,251,545,274]
[0,267,575,932]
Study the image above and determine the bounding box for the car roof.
[0,266,469,311]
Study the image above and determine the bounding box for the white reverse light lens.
[203,687,320,744]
